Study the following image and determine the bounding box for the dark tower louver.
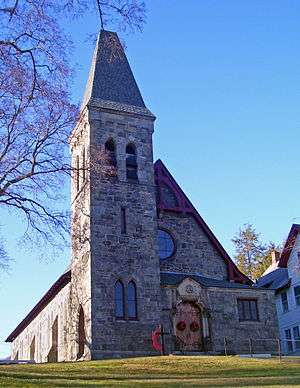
[82,30,152,116]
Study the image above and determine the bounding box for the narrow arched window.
[127,280,138,320]
[76,155,80,191]
[30,336,35,361]
[82,148,86,183]
[126,143,138,181]
[115,280,125,319]
[77,305,85,359]
[105,139,116,166]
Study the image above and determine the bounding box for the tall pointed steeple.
[82,30,152,116]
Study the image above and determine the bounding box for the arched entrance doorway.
[174,302,202,351]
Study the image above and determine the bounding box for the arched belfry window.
[127,280,138,320]
[77,305,85,359]
[105,138,116,166]
[126,143,138,181]
[115,280,125,319]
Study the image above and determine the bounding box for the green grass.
[0,356,300,387]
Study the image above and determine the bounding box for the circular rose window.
[158,229,175,260]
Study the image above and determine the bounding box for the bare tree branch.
[0,0,147,268]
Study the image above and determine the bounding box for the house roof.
[81,30,152,116]
[161,272,256,290]
[278,224,300,268]
[154,159,252,285]
[256,267,290,293]
[5,268,71,343]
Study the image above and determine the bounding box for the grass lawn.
[0,356,300,387]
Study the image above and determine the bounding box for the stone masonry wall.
[68,108,92,361]
[160,282,279,355]
[158,211,228,280]
[209,287,279,354]
[11,283,70,363]
[88,105,162,358]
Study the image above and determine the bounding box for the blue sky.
[1,1,300,357]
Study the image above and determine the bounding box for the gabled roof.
[256,268,290,292]
[154,159,251,285]
[161,272,255,289]
[278,224,300,268]
[5,269,71,343]
[82,30,152,116]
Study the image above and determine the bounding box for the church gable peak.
[154,159,251,285]
[81,30,147,112]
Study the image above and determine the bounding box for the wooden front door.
[175,302,202,351]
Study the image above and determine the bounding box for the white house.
[257,224,300,354]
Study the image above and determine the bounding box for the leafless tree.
[0,0,147,266]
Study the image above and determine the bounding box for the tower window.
[121,207,127,234]
[126,143,138,181]
[158,229,175,260]
[76,155,80,192]
[82,148,86,183]
[115,280,125,319]
[105,139,116,166]
[128,280,138,320]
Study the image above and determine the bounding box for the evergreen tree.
[232,224,279,280]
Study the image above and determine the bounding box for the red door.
[175,302,202,351]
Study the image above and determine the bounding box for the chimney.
[271,250,280,265]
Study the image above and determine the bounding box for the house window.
[237,299,259,321]
[158,229,175,260]
[127,281,138,320]
[281,292,289,313]
[294,286,300,306]
[126,143,138,181]
[115,280,125,319]
[293,326,300,350]
[285,329,293,352]
[121,207,126,234]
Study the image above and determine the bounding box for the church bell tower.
[69,30,161,359]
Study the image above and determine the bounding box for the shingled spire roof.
[82,30,153,116]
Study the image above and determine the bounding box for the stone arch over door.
[175,278,212,352]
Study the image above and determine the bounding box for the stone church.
[6,30,278,362]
